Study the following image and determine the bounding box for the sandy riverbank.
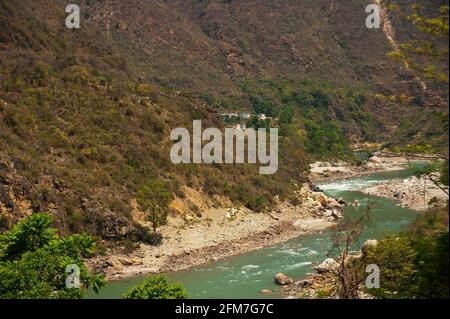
[89,184,345,280]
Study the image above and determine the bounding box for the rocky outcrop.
[96,212,154,243]
[289,184,345,222]
[285,240,380,299]
[314,258,338,274]
[362,174,448,211]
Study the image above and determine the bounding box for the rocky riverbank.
[282,240,378,299]
[362,174,449,211]
[89,184,345,280]
[309,153,431,182]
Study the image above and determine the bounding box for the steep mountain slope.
[88,0,443,143]
[87,0,403,89]
[0,0,447,241]
[0,0,309,239]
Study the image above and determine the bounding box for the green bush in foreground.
[0,213,105,299]
[365,207,449,299]
[123,275,188,299]
[365,235,418,298]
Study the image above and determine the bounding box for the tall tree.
[137,179,172,238]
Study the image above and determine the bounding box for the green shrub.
[123,275,188,299]
[0,213,105,299]
[365,207,449,299]
[0,213,56,261]
[365,235,418,298]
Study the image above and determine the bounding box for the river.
[86,168,420,299]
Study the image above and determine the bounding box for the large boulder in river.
[315,258,338,274]
[274,273,294,285]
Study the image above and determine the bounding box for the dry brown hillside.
[0,0,447,242]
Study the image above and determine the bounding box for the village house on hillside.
[221,112,269,121]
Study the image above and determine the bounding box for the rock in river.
[274,273,294,286]
[260,289,273,294]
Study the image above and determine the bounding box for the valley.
[0,0,448,300]
[87,163,433,299]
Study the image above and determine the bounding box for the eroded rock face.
[95,212,154,243]
[292,183,345,221]
[315,258,338,274]
[274,273,294,285]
